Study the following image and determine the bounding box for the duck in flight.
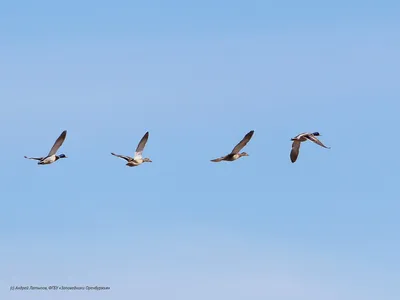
[290,132,330,163]
[111,131,152,167]
[24,130,68,165]
[211,130,254,162]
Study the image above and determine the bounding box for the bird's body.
[211,130,254,162]
[24,130,68,165]
[212,153,240,162]
[111,132,152,167]
[37,154,61,165]
[290,132,330,163]
[110,154,152,167]
[292,133,309,142]
[131,157,143,165]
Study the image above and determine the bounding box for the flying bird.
[111,131,152,167]
[290,132,330,163]
[211,130,254,162]
[24,130,68,165]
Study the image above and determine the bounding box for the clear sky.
[1,1,399,299]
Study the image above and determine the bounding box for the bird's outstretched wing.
[24,156,43,161]
[210,156,226,162]
[111,153,132,162]
[306,135,330,149]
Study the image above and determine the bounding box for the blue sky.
[1,1,399,299]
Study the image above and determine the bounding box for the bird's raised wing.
[48,130,67,156]
[230,130,254,154]
[134,132,149,159]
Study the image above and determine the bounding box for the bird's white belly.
[41,155,56,164]
[127,159,142,166]
[232,154,240,160]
